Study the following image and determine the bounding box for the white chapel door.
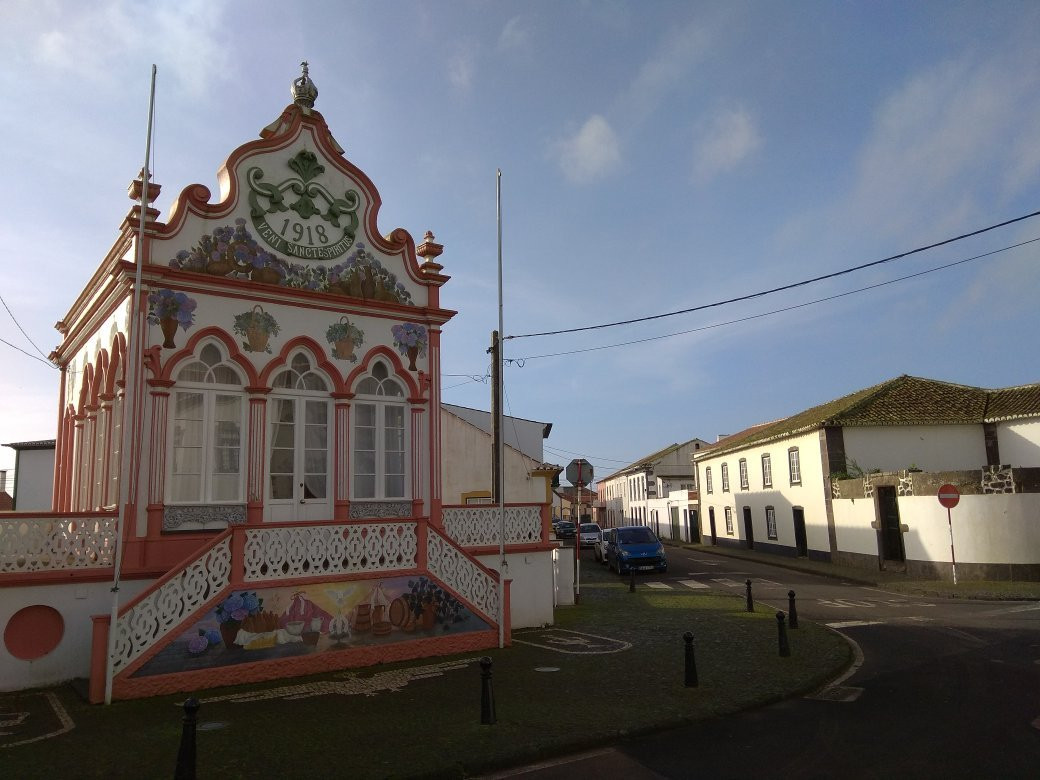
[266,354,332,522]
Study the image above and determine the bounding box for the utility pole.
[490,331,501,502]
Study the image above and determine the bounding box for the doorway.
[742,506,754,549]
[876,486,905,564]
[670,506,680,541]
[708,507,717,545]
[266,395,332,522]
[792,507,808,556]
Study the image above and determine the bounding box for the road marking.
[825,620,884,629]
[645,582,672,589]
[679,580,709,589]
[687,559,719,565]
[0,692,75,749]
[710,578,744,588]
[818,599,875,608]
[755,578,782,586]
[807,624,867,703]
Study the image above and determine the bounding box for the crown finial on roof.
[292,60,318,109]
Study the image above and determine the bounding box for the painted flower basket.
[233,304,281,354]
[326,316,364,362]
[147,288,197,349]
[215,591,264,649]
[391,322,428,371]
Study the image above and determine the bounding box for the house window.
[766,505,777,540]
[739,459,749,490]
[169,343,244,503]
[788,447,801,485]
[724,506,733,535]
[352,360,408,500]
[705,467,713,494]
[762,454,772,488]
[721,464,730,492]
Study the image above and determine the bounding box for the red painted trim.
[257,335,346,393]
[342,345,421,398]
[88,614,110,703]
[153,326,261,386]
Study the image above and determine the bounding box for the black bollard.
[745,579,754,612]
[174,696,200,780]
[683,631,699,688]
[788,590,799,629]
[776,611,790,657]
[480,656,496,725]
[629,568,636,593]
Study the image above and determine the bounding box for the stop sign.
[566,458,593,486]
[937,484,960,509]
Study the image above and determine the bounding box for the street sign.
[937,484,960,509]
[566,459,593,486]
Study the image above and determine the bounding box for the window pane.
[355,404,375,426]
[355,475,375,498]
[385,452,405,475]
[211,473,239,501]
[177,362,208,383]
[384,474,404,497]
[211,365,241,386]
[304,474,326,499]
[170,473,201,502]
[270,448,294,474]
[291,354,311,374]
[357,377,378,394]
[382,380,403,398]
[304,451,327,474]
[384,426,404,451]
[304,424,327,449]
[270,474,293,500]
[272,370,294,388]
[303,373,327,391]
[356,427,375,451]
[355,451,376,474]
[384,405,404,428]
[305,401,327,424]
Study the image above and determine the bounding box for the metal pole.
[106,63,156,705]
[496,170,506,649]
[947,507,957,585]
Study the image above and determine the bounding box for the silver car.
[594,528,614,564]
[578,522,601,548]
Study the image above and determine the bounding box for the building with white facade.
[694,375,1040,580]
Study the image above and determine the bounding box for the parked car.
[607,525,667,574]
[594,528,615,564]
[555,520,576,539]
[578,522,601,547]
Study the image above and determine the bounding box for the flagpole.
[496,169,506,649]
[105,63,156,705]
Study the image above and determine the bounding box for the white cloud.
[693,106,762,182]
[497,15,530,52]
[554,115,621,183]
[617,19,711,125]
[447,49,474,91]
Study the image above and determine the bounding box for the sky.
[2,1,1039,488]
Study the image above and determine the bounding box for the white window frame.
[739,458,749,490]
[788,447,802,485]
[168,345,245,505]
[351,361,409,501]
[721,463,730,492]
[766,505,777,540]
[724,506,734,535]
[705,467,713,494]
[762,454,773,488]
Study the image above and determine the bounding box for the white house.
[0,441,55,511]
[694,375,1040,580]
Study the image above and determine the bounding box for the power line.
[544,444,633,465]
[508,236,1038,362]
[0,337,57,368]
[0,293,54,364]
[506,209,1040,340]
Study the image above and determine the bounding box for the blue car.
[607,525,667,575]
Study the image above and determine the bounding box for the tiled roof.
[599,437,706,482]
[702,375,1040,458]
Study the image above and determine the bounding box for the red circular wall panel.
[4,605,64,660]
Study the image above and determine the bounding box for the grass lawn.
[1,563,851,779]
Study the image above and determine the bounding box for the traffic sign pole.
[937,484,960,586]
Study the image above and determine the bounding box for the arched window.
[169,343,244,503]
[352,360,407,500]
[268,352,331,517]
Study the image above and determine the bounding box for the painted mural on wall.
[391,323,428,371]
[326,317,364,362]
[131,576,489,678]
[233,305,281,354]
[147,288,197,349]
[168,220,416,306]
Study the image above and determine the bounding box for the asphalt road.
[483,546,1040,779]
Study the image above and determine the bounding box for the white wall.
[996,420,1040,467]
[0,578,151,691]
[14,448,55,511]
[440,409,545,503]
[477,550,556,627]
[842,424,986,472]
[697,431,830,553]
[832,493,1040,566]
[442,403,546,462]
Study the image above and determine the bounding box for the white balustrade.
[426,528,499,622]
[243,522,418,582]
[441,505,543,548]
[0,514,117,573]
[112,536,232,673]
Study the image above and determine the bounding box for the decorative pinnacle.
[292,61,318,108]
